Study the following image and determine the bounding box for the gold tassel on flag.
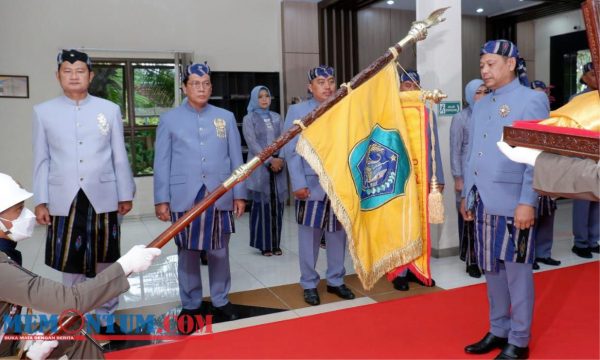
[428,176,444,224]
[425,98,445,224]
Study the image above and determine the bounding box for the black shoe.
[99,322,129,349]
[536,257,561,266]
[100,323,126,336]
[392,276,409,291]
[465,332,508,354]
[99,324,128,351]
[532,262,540,270]
[572,245,592,259]
[467,264,482,278]
[212,302,239,321]
[590,245,599,254]
[326,284,355,299]
[407,271,436,287]
[200,250,208,265]
[177,307,203,335]
[273,248,283,256]
[303,288,320,306]
[494,344,529,359]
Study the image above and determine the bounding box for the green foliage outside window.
[90,61,175,176]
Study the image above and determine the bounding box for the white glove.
[117,245,162,275]
[26,338,58,360]
[497,141,542,166]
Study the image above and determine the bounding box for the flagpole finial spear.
[397,7,450,48]
[43,6,451,344]
[420,89,448,104]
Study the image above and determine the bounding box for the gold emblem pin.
[214,118,227,138]
[499,104,510,118]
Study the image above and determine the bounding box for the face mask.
[0,208,36,242]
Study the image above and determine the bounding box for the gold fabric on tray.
[540,90,600,132]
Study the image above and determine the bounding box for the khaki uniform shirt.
[0,252,129,359]
[534,152,600,201]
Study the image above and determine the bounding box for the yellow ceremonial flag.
[296,62,431,289]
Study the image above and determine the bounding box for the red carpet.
[108,261,599,359]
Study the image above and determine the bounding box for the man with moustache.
[283,65,356,306]
[32,49,136,336]
[154,63,246,325]
[461,40,549,359]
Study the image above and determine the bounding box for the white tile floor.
[17,198,598,331]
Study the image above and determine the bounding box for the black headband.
[57,49,92,70]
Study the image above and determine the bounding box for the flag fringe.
[296,136,422,290]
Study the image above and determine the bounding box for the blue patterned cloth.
[472,187,536,272]
[530,80,547,90]
[171,186,234,251]
[45,190,120,277]
[400,69,420,84]
[295,198,342,232]
[249,193,284,251]
[308,65,334,81]
[183,62,211,82]
[537,195,556,217]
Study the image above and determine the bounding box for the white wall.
[516,21,536,83]
[416,0,462,254]
[0,0,282,216]
[533,9,586,83]
[462,15,486,87]
[282,0,319,107]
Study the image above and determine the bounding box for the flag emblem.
[349,125,411,210]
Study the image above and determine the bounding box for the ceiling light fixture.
[476,8,484,13]
[386,0,395,5]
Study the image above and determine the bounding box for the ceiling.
[371,0,545,17]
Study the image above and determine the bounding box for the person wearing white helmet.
[0,173,161,359]
[0,174,37,261]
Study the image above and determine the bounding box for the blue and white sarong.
[171,186,235,251]
[471,187,536,272]
[249,191,284,251]
[295,196,342,232]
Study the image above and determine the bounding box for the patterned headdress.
[400,69,420,85]
[480,39,529,87]
[530,80,547,90]
[183,62,211,83]
[308,65,334,81]
[57,49,92,70]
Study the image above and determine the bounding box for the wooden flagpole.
[38,7,449,348]
[146,6,449,249]
[582,0,600,87]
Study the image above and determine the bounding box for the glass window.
[89,62,128,124]
[576,49,592,94]
[90,59,176,176]
[133,64,175,126]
